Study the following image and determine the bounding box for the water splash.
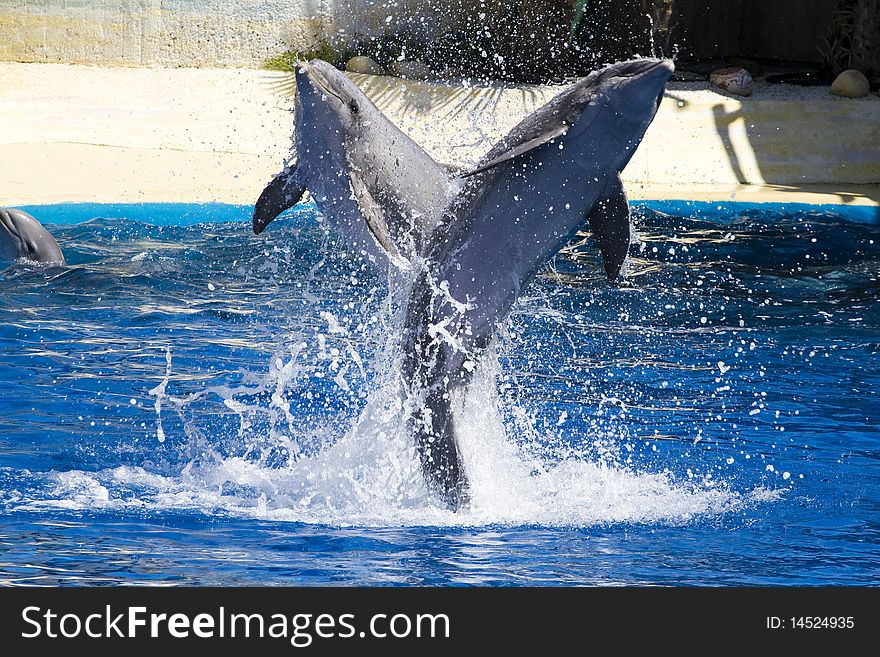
[148,347,173,443]
[18,333,771,527]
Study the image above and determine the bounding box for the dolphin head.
[253,60,377,235]
[564,58,674,172]
[296,59,371,132]
[0,207,65,265]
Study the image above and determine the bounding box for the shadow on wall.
[670,89,880,218]
[265,69,551,123]
[266,67,560,170]
[353,75,550,122]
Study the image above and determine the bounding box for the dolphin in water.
[402,58,674,508]
[253,58,673,509]
[0,207,65,266]
[253,60,454,265]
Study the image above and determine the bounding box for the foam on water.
[16,438,771,529]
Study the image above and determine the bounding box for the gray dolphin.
[0,207,65,266]
[253,60,454,265]
[402,58,674,508]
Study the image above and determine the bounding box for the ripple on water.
[0,204,878,584]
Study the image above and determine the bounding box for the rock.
[388,60,434,81]
[710,67,753,97]
[831,70,870,98]
[345,56,383,75]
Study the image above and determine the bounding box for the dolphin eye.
[349,102,359,114]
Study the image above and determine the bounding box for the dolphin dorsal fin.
[461,124,569,178]
[587,175,631,280]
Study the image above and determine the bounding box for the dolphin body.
[403,59,674,508]
[0,207,65,266]
[253,58,674,510]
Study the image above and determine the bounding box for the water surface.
[1,202,877,585]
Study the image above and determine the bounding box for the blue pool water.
[1,202,878,586]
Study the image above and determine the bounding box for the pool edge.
[17,194,879,226]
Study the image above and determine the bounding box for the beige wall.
[2,62,878,208]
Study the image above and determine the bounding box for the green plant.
[263,1,689,83]
[263,41,350,71]
[571,0,592,36]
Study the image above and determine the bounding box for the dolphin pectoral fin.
[348,171,411,270]
[461,125,569,178]
[253,163,307,235]
[587,176,631,281]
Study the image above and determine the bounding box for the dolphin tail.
[253,162,307,234]
[413,387,470,511]
[587,175,631,280]
[403,276,471,511]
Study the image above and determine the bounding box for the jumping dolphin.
[253,60,454,264]
[402,58,674,508]
[253,58,673,509]
[0,207,65,266]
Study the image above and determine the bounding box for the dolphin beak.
[643,59,675,99]
[651,58,675,75]
[631,58,675,79]
[253,164,305,235]
[300,60,338,100]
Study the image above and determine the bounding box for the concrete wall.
[0,0,449,66]
[0,0,840,68]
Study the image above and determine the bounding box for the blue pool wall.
[17,200,880,227]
